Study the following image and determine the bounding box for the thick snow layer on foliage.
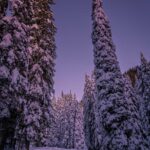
[92,0,150,149]
[32,147,75,150]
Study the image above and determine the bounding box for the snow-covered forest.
[0,0,150,150]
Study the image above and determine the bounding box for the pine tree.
[0,0,28,149]
[0,0,56,149]
[28,1,56,145]
[83,74,99,150]
[75,102,87,150]
[12,0,56,149]
[52,94,64,148]
[123,75,149,148]
[136,53,150,144]
[52,92,87,149]
[92,0,149,149]
[55,92,78,149]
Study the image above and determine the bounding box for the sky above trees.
[53,0,150,100]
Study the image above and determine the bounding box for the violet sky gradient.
[53,0,150,100]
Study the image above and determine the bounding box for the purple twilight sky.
[53,0,150,100]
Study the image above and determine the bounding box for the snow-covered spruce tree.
[52,94,66,148]
[13,0,56,149]
[0,0,28,149]
[52,94,64,147]
[54,92,78,149]
[75,102,87,150]
[54,92,87,150]
[136,53,150,144]
[82,74,99,150]
[92,0,149,149]
[123,74,149,147]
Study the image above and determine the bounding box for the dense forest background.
[0,0,150,150]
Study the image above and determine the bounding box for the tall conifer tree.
[54,92,78,148]
[92,0,149,149]
[136,53,150,144]
[83,74,99,150]
[75,103,87,150]
[0,0,28,149]
[12,0,56,149]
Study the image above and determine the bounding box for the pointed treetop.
[93,0,103,5]
[140,52,147,65]
[92,0,109,24]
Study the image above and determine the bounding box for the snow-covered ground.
[32,147,75,150]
